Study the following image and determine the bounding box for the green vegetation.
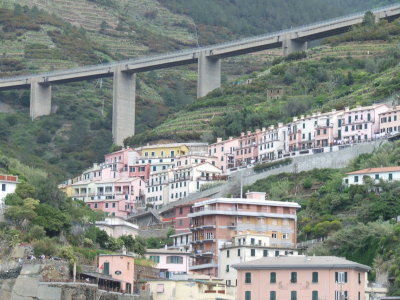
[253,158,292,173]
[245,141,400,293]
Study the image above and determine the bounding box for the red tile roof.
[346,166,400,175]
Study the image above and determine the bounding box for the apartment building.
[135,143,208,159]
[338,104,389,142]
[233,256,370,300]
[314,110,342,147]
[379,106,400,135]
[188,192,300,277]
[73,177,145,218]
[257,124,288,161]
[235,132,259,166]
[208,137,239,172]
[145,249,191,279]
[218,233,299,286]
[344,166,400,186]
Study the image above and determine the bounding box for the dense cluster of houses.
[59,103,400,218]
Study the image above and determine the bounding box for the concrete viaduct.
[0,4,400,145]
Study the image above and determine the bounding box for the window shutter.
[335,272,338,282]
[344,272,348,283]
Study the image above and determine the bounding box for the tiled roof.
[346,166,400,175]
[232,256,370,271]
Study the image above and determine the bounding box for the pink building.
[379,106,400,135]
[338,104,389,142]
[233,256,370,300]
[98,254,135,294]
[188,192,300,277]
[208,137,239,172]
[145,249,191,279]
[235,132,259,166]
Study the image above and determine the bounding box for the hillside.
[244,141,400,294]
[126,18,400,146]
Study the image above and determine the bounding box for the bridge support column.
[282,38,307,56]
[112,67,136,146]
[30,79,51,120]
[197,52,221,98]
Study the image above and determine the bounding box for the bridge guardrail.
[0,3,399,83]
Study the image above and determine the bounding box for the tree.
[34,204,71,236]
[362,11,376,27]
[5,198,40,229]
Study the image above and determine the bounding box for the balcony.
[220,241,271,249]
[189,261,218,271]
[191,250,215,257]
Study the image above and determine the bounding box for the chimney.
[293,117,298,122]
[217,138,222,143]
[345,107,350,112]
[247,131,251,135]
[256,129,261,133]
[245,191,266,200]
[241,132,245,137]
[331,109,336,113]
[278,123,283,127]
[229,136,233,140]
[262,127,266,132]
[300,115,304,119]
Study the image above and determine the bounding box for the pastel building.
[136,143,208,159]
[315,110,342,147]
[257,124,288,161]
[145,249,191,279]
[95,216,139,239]
[379,106,400,135]
[233,256,370,300]
[218,233,299,286]
[208,137,239,172]
[0,174,19,221]
[98,253,135,294]
[188,192,301,277]
[337,104,389,142]
[73,177,146,217]
[235,131,259,166]
[344,166,400,186]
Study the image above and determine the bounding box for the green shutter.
[245,291,251,300]
[335,272,338,282]
[270,272,276,283]
[245,272,251,283]
[291,272,297,283]
[103,262,109,275]
[291,291,297,300]
[345,272,348,283]
[270,291,276,300]
[312,291,318,300]
[312,272,318,283]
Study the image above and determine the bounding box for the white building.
[258,124,288,161]
[0,174,19,221]
[95,216,139,239]
[344,166,400,185]
[218,233,299,286]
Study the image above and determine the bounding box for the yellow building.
[135,143,190,158]
[144,278,235,300]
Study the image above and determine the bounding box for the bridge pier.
[197,52,221,98]
[282,38,307,56]
[30,79,52,120]
[112,67,136,146]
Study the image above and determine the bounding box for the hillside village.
[1,1,400,300]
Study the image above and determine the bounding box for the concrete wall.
[159,140,383,214]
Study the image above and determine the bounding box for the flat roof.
[346,166,400,175]
[145,249,191,255]
[232,256,370,271]
[193,198,301,209]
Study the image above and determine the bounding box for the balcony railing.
[189,261,217,271]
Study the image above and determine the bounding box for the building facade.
[233,256,370,300]
[188,192,300,277]
[0,174,19,221]
[344,166,400,186]
[145,249,191,279]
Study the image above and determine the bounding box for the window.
[270,291,276,300]
[335,272,348,283]
[166,256,183,264]
[312,291,318,300]
[312,272,318,283]
[149,256,160,263]
[291,272,297,283]
[103,262,109,275]
[94,203,98,208]
[226,265,230,272]
[245,291,251,300]
[354,176,359,183]
[245,272,251,283]
[358,272,361,284]
[291,291,297,300]
[250,238,255,245]
[282,233,289,239]
[179,220,183,226]
[263,250,268,257]
[112,202,116,208]
[275,250,280,257]
[250,249,255,256]
[179,207,183,214]
[238,249,241,257]
[375,174,379,180]
[272,232,277,239]
[270,272,276,283]
[1,184,5,191]
[389,173,393,181]
[227,250,230,258]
